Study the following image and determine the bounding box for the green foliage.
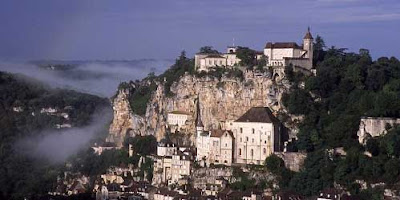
[0,71,108,199]
[283,42,400,196]
[265,154,285,174]
[199,46,220,54]
[71,148,130,176]
[120,51,195,115]
[195,67,244,81]
[236,46,257,66]
[125,135,157,156]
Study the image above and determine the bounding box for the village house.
[167,110,191,132]
[154,136,193,186]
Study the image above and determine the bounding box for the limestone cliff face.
[107,88,145,147]
[109,70,292,146]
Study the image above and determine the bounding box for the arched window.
[239,148,242,156]
[250,149,254,157]
[252,128,255,134]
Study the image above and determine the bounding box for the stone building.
[264,28,313,70]
[167,111,191,132]
[196,129,235,166]
[231,107,283,165]
[195,97,235,166]
[194,46,241,72]
[153,136,193,185]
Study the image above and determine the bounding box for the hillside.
[283,48,400,198]
[0,71,110,199]
[107,46,400,199]
[107,52,295,147]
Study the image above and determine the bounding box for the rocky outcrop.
[107,88,145,147]
[275,152,306,172]
[357,117,400,144]
[109,70,294,146]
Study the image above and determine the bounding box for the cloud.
[0,60,173,97]
[331,13,400,23]
[15,107,112,163]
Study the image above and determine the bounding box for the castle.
[195,28,314,72]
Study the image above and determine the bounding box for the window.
[225,143,227,147]
[246,137,249,142]
[252,128,255,134]
[239,148,242,155]
[263,148,266,154]
[240,128,243,133]
[252,138,254,143]
[250,149,254,157]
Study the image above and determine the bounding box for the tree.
[265,154,285,174]
[313,35,326,64]
[126,135,157,155]
[199,46,219,54]
[236,46,256,66]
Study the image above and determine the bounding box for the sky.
[0,0,399,61]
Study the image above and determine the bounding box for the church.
[195,97,284,166]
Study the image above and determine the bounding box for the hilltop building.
[264,28,313,70]
[194,46,241,72]
[194,28,314,73]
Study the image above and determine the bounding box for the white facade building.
[195,46,241,72]
[231,107,282,165]
[167,111,190,130]
[196,129,235,166]
[154,136,192,185]
[264,28,313,70]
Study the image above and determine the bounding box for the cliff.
[108,70,293,147]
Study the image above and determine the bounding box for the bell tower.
[195,96,204,136]
[303,27,314,60]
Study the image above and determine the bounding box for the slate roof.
[265,42,302,49]
[235,107,279,124]
[303,29,313,39]
[210,130,234,138]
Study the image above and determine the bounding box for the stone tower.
[303,27,314,61]
[195,96,204,136]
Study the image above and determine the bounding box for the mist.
[16,107,113,163]
[0,59,173,97]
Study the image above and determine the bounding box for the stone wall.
[357,117,400,144]
[275,152,306,172]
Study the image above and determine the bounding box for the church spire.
[195,95,204,128]
[303,26,313,40]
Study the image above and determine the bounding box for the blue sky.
[0,0,399,61]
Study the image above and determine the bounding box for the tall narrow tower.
[195,96,204,136]
[303,27,314,67]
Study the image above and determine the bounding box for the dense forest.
[281,37,400,199]
[0,71,109,199]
